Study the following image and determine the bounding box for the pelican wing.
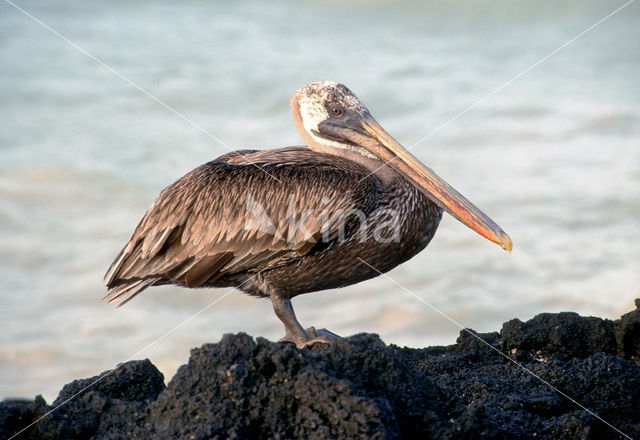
[104,147,378,305]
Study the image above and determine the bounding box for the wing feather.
[104,147,378,304]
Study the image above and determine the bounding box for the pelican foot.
[278,327,341,349]
[306,327,341,340]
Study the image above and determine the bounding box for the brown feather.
[104,147,379,304]
[183,253,233,288]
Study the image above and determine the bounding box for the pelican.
[105,81,512,348]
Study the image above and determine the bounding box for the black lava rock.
[615,298,640,360]
[1,360,164,440]
[2,303,640,440]
[500,312,617,362]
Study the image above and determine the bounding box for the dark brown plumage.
[105,81,511,347]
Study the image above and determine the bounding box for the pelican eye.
[328,104,344,117]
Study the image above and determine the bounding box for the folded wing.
[104,147,378,305]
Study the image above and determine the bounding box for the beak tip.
[500,233,513,253]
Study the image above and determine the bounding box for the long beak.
[356,114,512,252]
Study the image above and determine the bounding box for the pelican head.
[291,81,512,252]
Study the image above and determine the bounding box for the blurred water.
[1,0,639,402]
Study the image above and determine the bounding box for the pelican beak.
[339,113,512,252]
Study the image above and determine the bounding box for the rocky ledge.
[2,300,640,440]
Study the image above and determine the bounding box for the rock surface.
[3,300,640,440]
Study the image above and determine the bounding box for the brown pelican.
[105,81,512,348]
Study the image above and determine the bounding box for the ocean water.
[1,0,639,402]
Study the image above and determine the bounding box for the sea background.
[1,0,638,402]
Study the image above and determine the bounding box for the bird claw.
[278,327,341,349]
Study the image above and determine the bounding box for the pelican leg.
[271,295,335,348]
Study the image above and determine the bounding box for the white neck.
[290,96,399,184]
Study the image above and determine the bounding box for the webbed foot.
[271,295,341,348]
[278,327,341,348]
